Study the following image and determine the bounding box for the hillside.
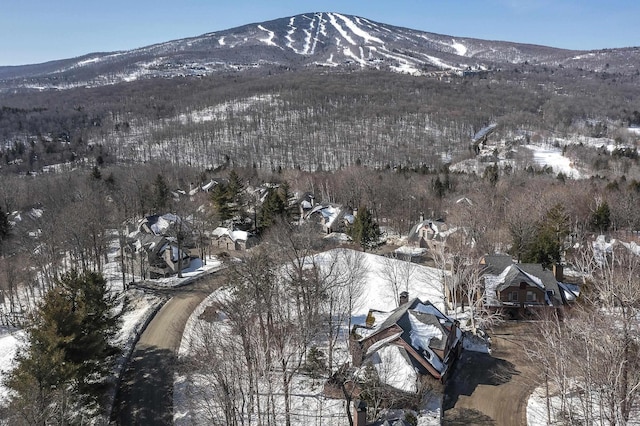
[1,12,639,91]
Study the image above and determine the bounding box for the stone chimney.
[352,400,367,426]
[399,291,409,306]
[419,211,425,222]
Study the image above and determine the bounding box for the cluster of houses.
[122,184,356,279]
[122,179,595,424]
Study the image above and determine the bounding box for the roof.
[472,123,498,142]
[517,264,564,305]
[141,213,184,236]
[480,254,515,275]
[361,298,460,377]
[212,226,250,242]
[485,262,564,306]
[407,218,445,243]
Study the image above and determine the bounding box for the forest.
[0,61,639,424]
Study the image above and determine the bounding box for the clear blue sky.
[1,0,638,66]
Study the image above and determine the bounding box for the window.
[508,291,518,302]
[526,291,537,302]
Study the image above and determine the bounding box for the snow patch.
[451,39,467,56]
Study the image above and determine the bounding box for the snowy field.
[175,249,445,426]
[525,145,583,178]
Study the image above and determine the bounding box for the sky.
[1,0,638,66]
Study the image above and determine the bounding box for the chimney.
[419,212,425,222]
[553,263,564,282]
[352,400,367,426]
[399,291,409,306]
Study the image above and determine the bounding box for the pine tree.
[226,169,244,204]
[211,183,234,222]
[522,203,569,268]
[258,188,287,231]
[7,270,121,421]
[349,206,380,251]
[152,173,171,212]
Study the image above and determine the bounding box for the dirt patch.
[443,322,540,426]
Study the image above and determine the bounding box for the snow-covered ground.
[525,145,583,178]
[527,384,640,426]
[175,249,445,425]
[0,328,24,404]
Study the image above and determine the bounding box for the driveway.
[110,275,222,425]
[443,322,540,425]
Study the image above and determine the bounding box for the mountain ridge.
[1,12,638,91]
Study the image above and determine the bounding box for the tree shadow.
[443,350,518,410]
[443,407,496,425]
[111,345,176,425]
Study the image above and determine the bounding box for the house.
[351,296,463,390]
[480,254,568,318]
[407,215,458,252]
[130,233,192,278]
[304,203,349,234]
[211,227,256,251]
[126,213,196,278]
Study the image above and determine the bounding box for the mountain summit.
[1,12,638,90]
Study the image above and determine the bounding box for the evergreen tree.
[7,271,121,421]
[349,206,380,251]
[590,201,611,233]
[226,170,244,204]
[432,176,446,199]
[152,173,171,212]
[483,164,499,186]
[211,183,234,222]
[258,188,287,231]
[522,203,569,268]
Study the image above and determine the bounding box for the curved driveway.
[111,276,221,425]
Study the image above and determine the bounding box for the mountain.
[2,12,639,91]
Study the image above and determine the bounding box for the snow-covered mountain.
[1,12,639,90]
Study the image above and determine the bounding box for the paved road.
[111,276,221,425]
[443,322,539,426]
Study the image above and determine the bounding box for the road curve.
[111,277,220,425]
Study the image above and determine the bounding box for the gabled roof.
[517,264,564,305]
[495,264,545,293]
[490,263,564,306]
[212,226,250,242]
[361,298,460,377]
[408,219,437,241]
[480,254,514,275]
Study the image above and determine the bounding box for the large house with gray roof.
[351,297,463,391]
[480,254,569,318]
